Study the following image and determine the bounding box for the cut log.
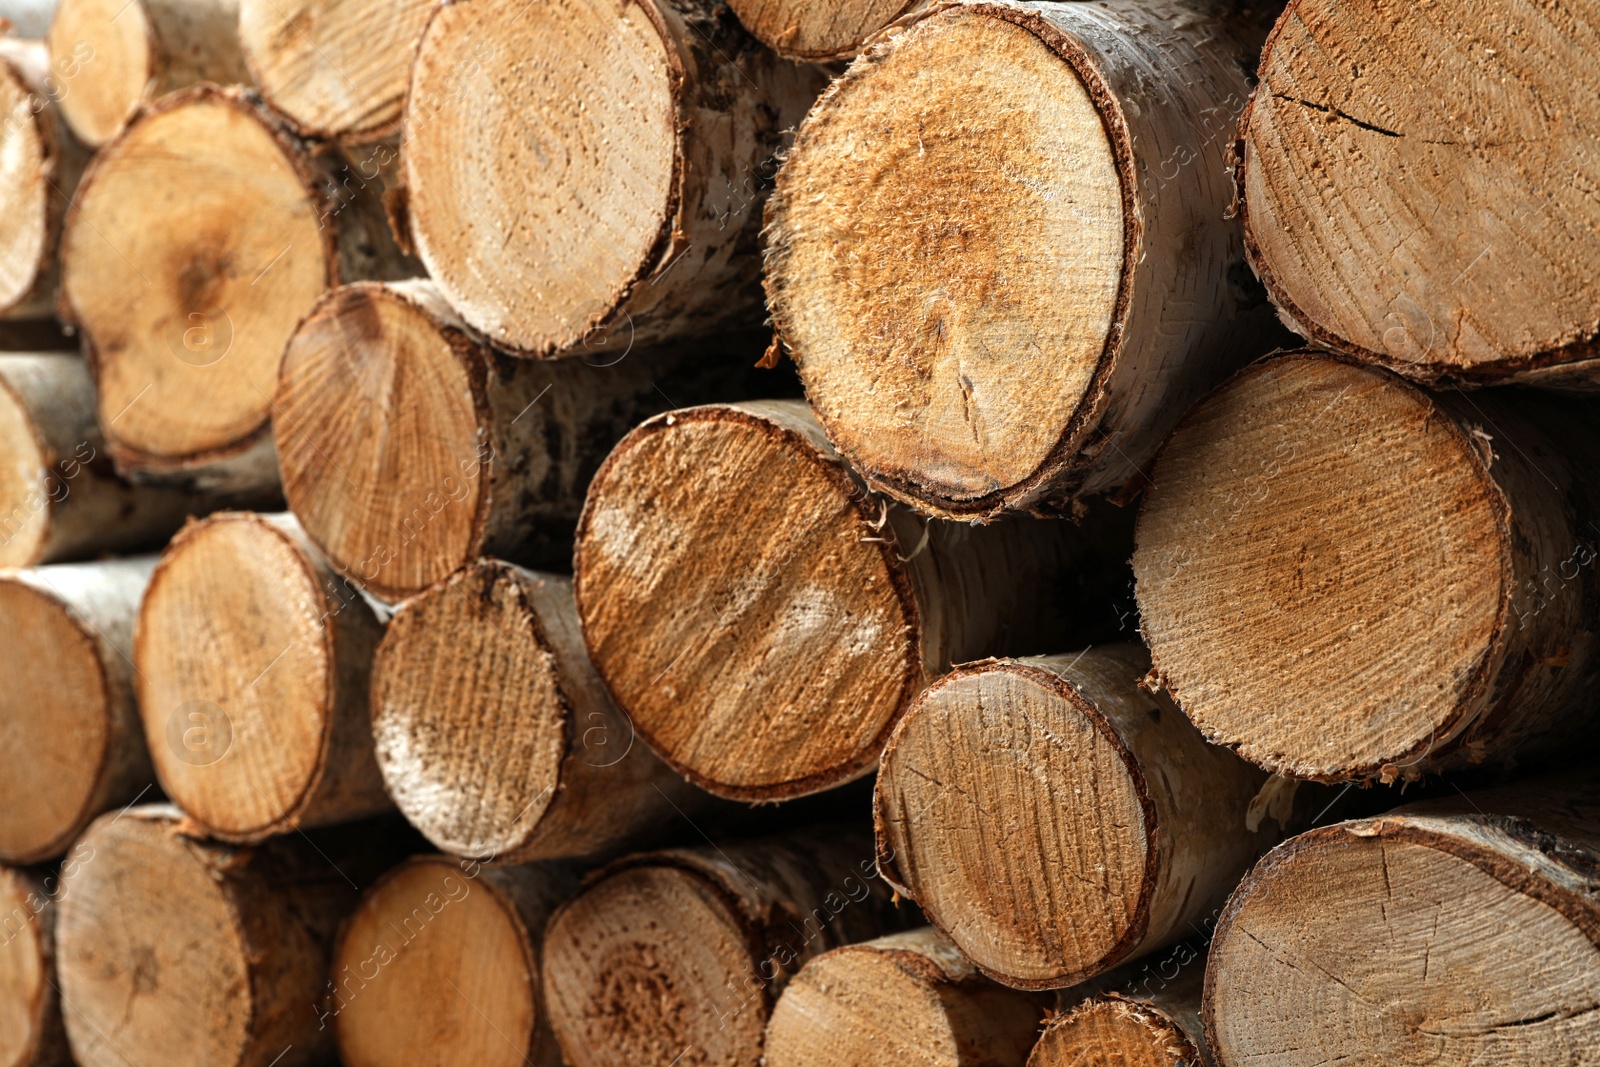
[54,805,371,1067]
[727,0,920,60]
[0,558,155,864]
[402,0,824,357]
[1031,964,1209,1067]
[1240,0,1600,388]
[329,855,578,1067]
[0,39,88,318]
[574,400,1134,801]
[764,927,1046,1067]
[876,644,1276,990]
[60,84,411,498]
[135,511,390,842]
[1134,353,1600,783]
[1203,775,1600,1066]
[0,867,69,1067]
[764,0,1280,520]
[46,0,250,147]
[274,279,779,602]
[0,353,199,568]
[238,0,435,143]
[370,560,707,863]
[540,829,903,1067]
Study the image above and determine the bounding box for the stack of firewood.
[0,0,1596,1064]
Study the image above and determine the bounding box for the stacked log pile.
[0,0,1595,1064]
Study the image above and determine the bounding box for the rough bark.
[1033,963,1210,1067]
[274,279,782,602]
[540,829,906,1067]
[402,0,825,357]
[59,84,413,498]
[0,867,70,1067]
[135,512,390,842]
[574,400,1135,801]
[764,0,1282,520]
[370,560,710,863]
[764,927,1047,1067]
[876,644,1278,990]
[1204,773,1600,1066]
[1239,0,1600,389]
[727,0,921,59]
[0,558,156,864]
[1135,352,1600,783]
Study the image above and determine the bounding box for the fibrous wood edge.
[0,866,70,1067]
[1033,961,1209,1067]
[726,0,923,59]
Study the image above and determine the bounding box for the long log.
[727,0,920,60]
[328,855,578,1067]
[764,0,1281,520]
[1239,0,1600,388]
[540,829,904,1067]
[370,560,707,863]
[574,400,1134,801]
[763,927,1046,1067]
[1032,964,1210,1067]
[135,512,390,842]
[1203,775,1600,1065]
[1134,353,1600,783]
[0,866,69,1067]
[876,644,1277,990]
[59,84,411,498]
[402,0,824,357]
[0,558,155,864]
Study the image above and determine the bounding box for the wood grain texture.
[727,0,920,59]
[1241,0,1600,387]
[1135,353,1600,782]
[575,400,1134,801]
[0,867,69,1067]
[1032,963,1209,1067]
[1204,775,1600,1066]
[765,0,1280,519]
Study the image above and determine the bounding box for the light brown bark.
[727,0,921,59]
[0,867,70,1067]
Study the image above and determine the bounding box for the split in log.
[402,0,824,356]
[0,866,69,1067]
[1031,961,1209,1067]
[1240,0,1600,388]
[764,0,1280,519]
[574,400,1135,801]
[764,927,1046,1067]
[540,829,903,1067]
[60,84,411,498]
[1134,353,1600,783]
[727,0,920,60]
[370,560,708,863]
[135,511,390,842]
[1204,774,1600,1066]
[876,644,1276,990]
[0,558,155,864]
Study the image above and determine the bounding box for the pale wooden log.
[574,400,1134,801]
[135,512,390,842]
[727,0,920,59]
[1032,963,1210,1067]
[370,560,708,863]
[1203,774,1600,1066]
[1135,353,1600,783]
[764,927,1047,1067]
[540,829,904,1067]
[46,0,250,146]
[0,558,155,864]
[402,0,825,357]
[876,644,1278,990]
[60,84,412,498]
[1240,0,1600,389]
[764,0,1281,520]
[0,867,69,1067]
[273,279,777,602]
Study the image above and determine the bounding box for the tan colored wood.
[764,0,1278,519]
[135,512,389,842]
[1135,353,1600,783]
[1204,775,1600,1066]
[54,805,363,1067]
[0,867,69,1067]
[330,855,576,1067]
[727,0,919,59]
[403,0,824,357]
[541,830,902,1067]
[47,0,250,147]
[60,84,410,497]
[371,560,707,863]
[1241,0,1600,388]
[876,644,1274,990]
[574,400,1133,801]
[0,558,155,864]
[764,927,1046,1067]
[1032,964,1209,1067]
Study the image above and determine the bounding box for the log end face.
[48,0,155,147]
[0,58,50,314]
[0,868,52,1067]
[1030,998,1202,1067]
[0,378,51,569]
[727,0,913,60]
